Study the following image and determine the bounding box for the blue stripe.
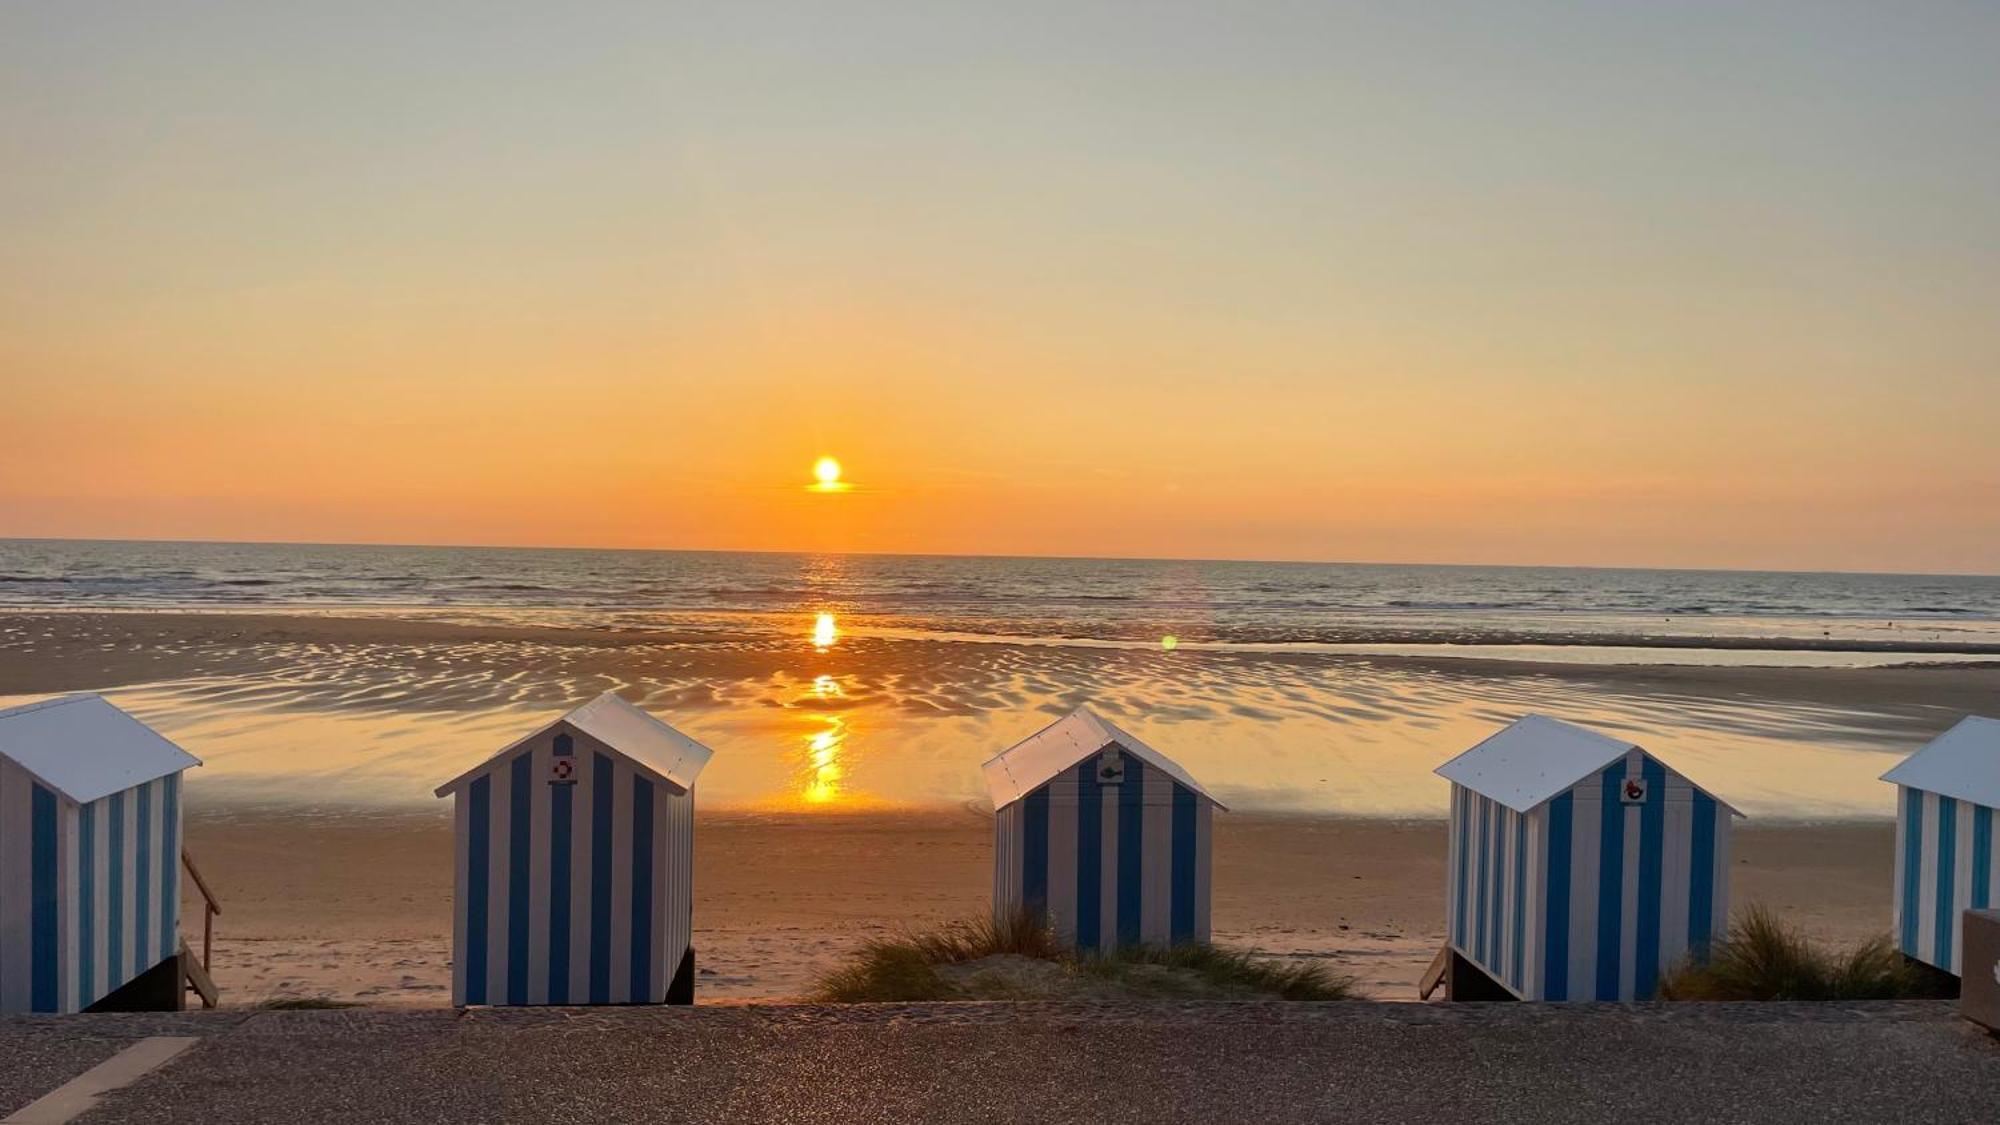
[108,790,125,987]
[1543,792,1573,1000]
[31,785,59,1012]
[1116,756,1145,948]
[1900,788,1923,955]
[1975,804,1994,911]
[1596,766,1626,1001]
[548,780,573,1004]
[1451,791,1466,948]
[1935,796,1958,970]
[1170,783,1196,943]
[1689,792,1717,959]
[1022,787,1050,918]
[1074,763,1101,949]
[1510,810,1526,989]
[1472,797,1487,961]
[80,802,96,1004]
[466,776,490,1004]
[1633,758,1666,998]
[630,777,654,1002]
[589,754,613,1004]
[507,753,532,1005]
[136,780,153,971]
[1485,796,1502,967]
[161,774,179,961]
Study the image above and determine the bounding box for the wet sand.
[178,808,1892,1005]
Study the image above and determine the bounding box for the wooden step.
[180,938,219,1010]
[1418,944,1450,1000]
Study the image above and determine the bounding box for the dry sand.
[180,807,1894,1006]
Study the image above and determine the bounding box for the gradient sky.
[4,3,1997,571]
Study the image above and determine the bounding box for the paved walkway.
[2,1001,1997,1123]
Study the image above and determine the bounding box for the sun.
[807,456,852,493]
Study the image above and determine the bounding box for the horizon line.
[2,534,1996,583]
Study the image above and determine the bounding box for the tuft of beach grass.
[811,909,1358,1003]
[1658,903,1947,1001]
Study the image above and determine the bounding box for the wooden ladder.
[181,848,222,1009]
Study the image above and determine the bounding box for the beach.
[2,603,1981,1005]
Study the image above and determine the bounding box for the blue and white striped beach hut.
[985,706,1223,951]
[1881,715,2000,977]
[434,692,712,1007]
[1435,715,1740,1001]
[0,694,200,1014]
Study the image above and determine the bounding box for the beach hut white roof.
[1436,713,1740,816]
[0,693,200,806]
[433,691,713,797]
[980,705,1224,810]
[1880,715,2000,810]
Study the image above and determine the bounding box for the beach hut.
[0,694,201,1014]
[1430,714,1740,1001]
[434,692,711,1007]
[1880,715,2000,978]
[984,706,1224,951]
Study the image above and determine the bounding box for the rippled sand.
[3,610,1989,816]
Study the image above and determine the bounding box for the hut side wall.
[1446,785,1540,999]
[1450,749,1730,1001]
[991,750,1213,951]
[450,724,693,1006]
[1895,785,2000,976]
[0,760,179,1014]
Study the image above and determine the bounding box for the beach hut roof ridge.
[1880,714,2000,809]
[433,691,713,797]
[979,705,1224,810]
[1435,713,1741,817]
[0,693,201,805]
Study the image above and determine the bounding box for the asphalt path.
[3,1001,1996,1123]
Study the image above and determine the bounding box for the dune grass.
[1658,904,1945,1001]
[811,910,1358,1002]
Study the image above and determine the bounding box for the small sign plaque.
[1620,778,1647,805]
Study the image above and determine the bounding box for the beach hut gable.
[0,695,197,1015]
[433,691,711,798]
[1881,715,2000,977]
[980,706,1225,811]
[1436,714,1740,1002]
[988,706,1220,952]
[435,693,708,1006]
[1436,713,1739,817]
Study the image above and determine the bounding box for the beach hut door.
[1096,748,1125,785]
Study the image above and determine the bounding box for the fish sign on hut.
[435,692,711,1006]
[984,706,1224,952]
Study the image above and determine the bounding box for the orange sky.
[4,4,1997,573]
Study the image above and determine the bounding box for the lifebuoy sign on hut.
[1432,714,1741,1001]
[1880,715,2000,977]
[984,706,1224,951]
[435,692,711,1007]
[0,694,200,1014]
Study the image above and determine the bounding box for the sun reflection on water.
[812,612,838,650]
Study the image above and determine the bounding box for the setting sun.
[814,457,842,484]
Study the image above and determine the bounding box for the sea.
[4,538,1999,655]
